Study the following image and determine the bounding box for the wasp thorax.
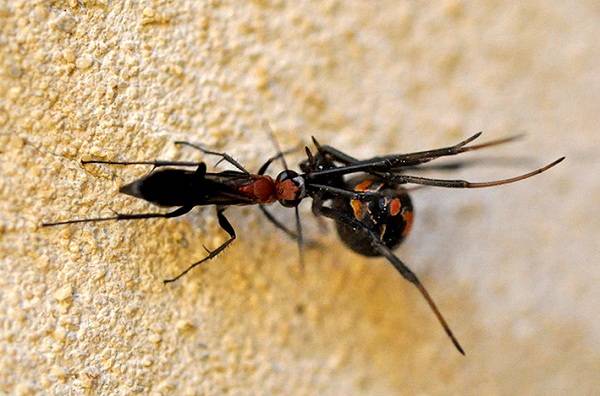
[275,170,306,207]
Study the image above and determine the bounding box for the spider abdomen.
[333,176,413,257]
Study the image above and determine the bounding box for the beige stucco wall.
[1,1,599,394]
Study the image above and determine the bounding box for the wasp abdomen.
[119,168,204,207]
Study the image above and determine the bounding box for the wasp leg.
[163,206,236,284]
[258,205,320,248]
[259,205,297,239]
[41,206,193,227]
[82,159,204,167]
[294,205,305,270]
[312,201,465,355]
[174,141,249,174]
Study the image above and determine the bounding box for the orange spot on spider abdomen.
[350,199,365,220]
[389,198,402,216]
[354,179,374,192]
[401,210,414,237]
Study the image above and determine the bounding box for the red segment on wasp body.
[119,166,281,207]
[41,133,564,356]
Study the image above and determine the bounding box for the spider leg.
[388,157,564,188]
[305,133,527,179]
[373,241,465,355]
[312,200,465,355]
[398,155,533,173]
[311,133,482,169]
[382,132,522,167]
[307,183,383,200]
[386,133,526,172]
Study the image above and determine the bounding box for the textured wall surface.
[1,1,599,395]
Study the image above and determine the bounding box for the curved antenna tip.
[542,156,566,171]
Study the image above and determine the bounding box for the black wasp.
[42,133,564,355]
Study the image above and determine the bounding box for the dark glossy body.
[118,166,281,208]
[333,176,413,256]
[300,145,415,257]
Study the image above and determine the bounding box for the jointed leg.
[306,133,526,178]
[258,145,311,241]
[308,183,384,200]
[259,205,320,248]
[311,136,359,165]
[256,128,303,175]
[384,133,523,169]
[41,206,193,227]
[259,205,299,239]
[82,159,204,167]
[385,133,526,171]
[372,241,465,355]
[294,206,305,270]
[310,133,485,167]
[175,141,249,174]
[382,132,523,167]
[83,141,249,172]
[257,146,301,175]
[163,206,236,284]
[312,201,465,355]
[398,155,532,173]
[387,157,564,188]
